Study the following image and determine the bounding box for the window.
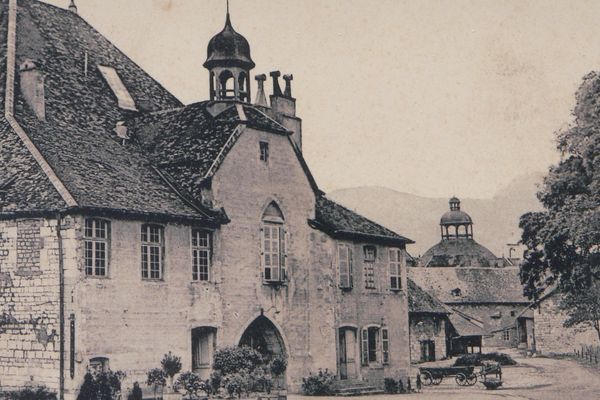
[261,202,286,283]
[97,65,137,111]
[192,230,212,281]
[338,244,353,289]
[260,141,269,162]
[389,248,402,290]
[503,329,511,341]
[141,224,164,280]
[192,327,217,376]
[89,357,109,373]
[363,245,376,262]
[510,310,516,317]
[361,326,389,365]
[84,219,109,277]
[364,263,375,289]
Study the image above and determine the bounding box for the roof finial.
[227,0,230,15]
[68,0,78,13]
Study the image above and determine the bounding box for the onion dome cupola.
[204,10,255,102]
[440,197,473,240]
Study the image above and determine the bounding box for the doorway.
[338,327,358,380]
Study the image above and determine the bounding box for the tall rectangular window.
[262,224,286,282]
[389,248,402,290]
[361,326,389,365]
[141,224,164,280]
[84,219,109,277]
[259,141,269,162]
[192,230,211,281]
[338,244,353,289]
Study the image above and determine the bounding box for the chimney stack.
[19,59,46,121]
[254,74,268,108]
[266,71,302,151]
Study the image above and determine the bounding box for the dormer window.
[363,245,376,262]
[260,141,269,162]
[98,65,137,111]
[451,288,462,297]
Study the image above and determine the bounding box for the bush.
[175,371,209,399]
[223,372,250,399]
[8,387,57,400]
[397,378,405,394]
[77,370,125,400]
[269,355,287,377]
[127,382,143,400]
[383,378,398,394]
[146,368,167,397]
[213,346,264,375]
[454,352,517,366]
[209,371,222,394]
[301,369,335,396]
[161,352,182,379]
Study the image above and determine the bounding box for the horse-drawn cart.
[419,362,502,387]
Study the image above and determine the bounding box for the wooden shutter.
[361,328,369,366]
[348,246,354,288]
[279,226,286,281]
[338,245,348,288]
[382,328,389,364]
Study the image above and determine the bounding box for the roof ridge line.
[4,0,77,208]
[203,123,244,179]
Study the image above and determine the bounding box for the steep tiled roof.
[408,279,448,314]
[409,267,529,304]
[313,196,414,245]
[1,0,224,221]
[129,102,288,200]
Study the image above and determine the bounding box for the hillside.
[327,173,544,257]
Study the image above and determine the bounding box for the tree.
[519,71,600,299]
[161,352,182,391]
[559,282,600,341]
[146,368,167,400]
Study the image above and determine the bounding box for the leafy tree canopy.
[520,71,600,299]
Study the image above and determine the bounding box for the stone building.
[532,290,596,355]
[407,279,449,362]
[0,0,413,397]
[410,198,530,352]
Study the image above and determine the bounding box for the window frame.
[141,224,165,281]
[503,329,511,341]
[389,248,403,291]
[259,141,269,163]
[84,218,110,278]
[261,222,287,284]
[191,229,212,282]
[338,243,354,290]
[361,325,389,366]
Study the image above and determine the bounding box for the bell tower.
[203,5,255,102]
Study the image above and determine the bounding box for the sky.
[42,0,600,198]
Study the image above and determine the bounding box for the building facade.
[0,0,413,397]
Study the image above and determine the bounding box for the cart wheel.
[432,376,443,385]
[455,373,466,386]
[466,374,477,386]
[421,371,433,386]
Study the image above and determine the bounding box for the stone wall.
[535,293,598,355]
[409,315,447,362]
[0,217,70,392]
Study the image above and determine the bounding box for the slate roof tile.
[407,278,448,314]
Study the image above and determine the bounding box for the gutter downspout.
[56,213,65,400]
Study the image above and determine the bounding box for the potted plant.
[147,368,167,400]
[161,352,182,399]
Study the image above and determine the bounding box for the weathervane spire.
[227,0,230,16]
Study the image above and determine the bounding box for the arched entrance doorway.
[239,316,287,387]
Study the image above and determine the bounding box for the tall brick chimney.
[266,71,302,151]
[19,59,45,121]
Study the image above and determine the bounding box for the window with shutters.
[192,230,212,282]
[261,202,287,284]
[84,219,110,277]
[361,326,389,366]
[141,224,164,280]
[338,243,353,289]
[389,248,403,290]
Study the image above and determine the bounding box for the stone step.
[335,388,385,397]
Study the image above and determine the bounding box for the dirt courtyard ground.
[289,349,600,400]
